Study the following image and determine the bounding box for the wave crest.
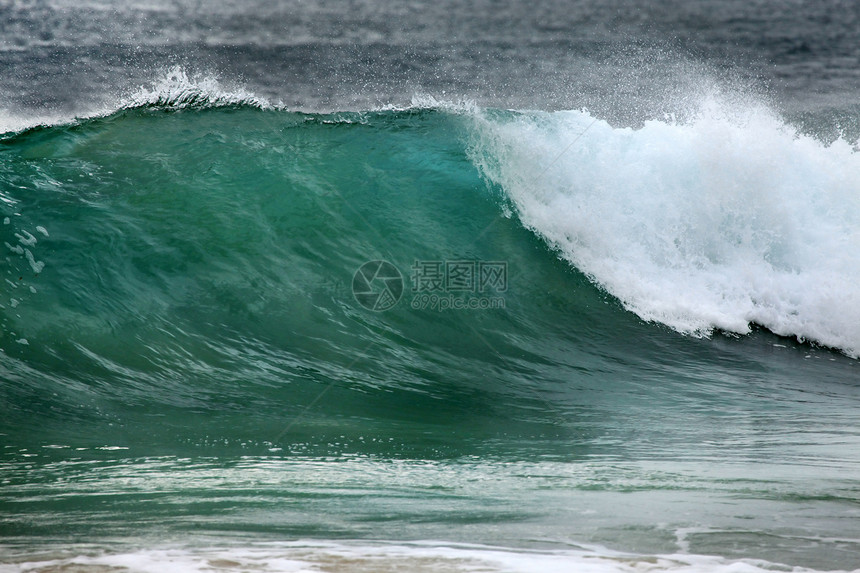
[469,95,860,357]
[124,66,273,110]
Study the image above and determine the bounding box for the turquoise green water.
[1,103,859,571]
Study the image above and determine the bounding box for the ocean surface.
[2,1,860,572]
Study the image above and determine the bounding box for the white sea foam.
[4,242,24,255]
[23,249,43,274]
[2,541,856,573]
[469,96,860,357]
[13,230,36,247]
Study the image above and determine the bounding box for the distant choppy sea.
[2,1,860,572]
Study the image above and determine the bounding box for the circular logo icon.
[352,260,403,311]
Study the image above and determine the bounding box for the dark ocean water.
[1,2,860,572]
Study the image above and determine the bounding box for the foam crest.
[1,68,273,136]
[469,96,860,357]
[124,66,273,110]
[4,541,853,573]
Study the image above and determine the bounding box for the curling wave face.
[2,80,860,570]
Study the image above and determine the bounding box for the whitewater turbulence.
[468,98,860,357]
